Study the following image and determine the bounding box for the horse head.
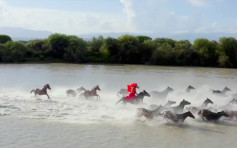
[142,90,150,97]
[166,87,174,92]
[186,85,195,92]
[187,85,195,90]
[204,98,213,105]
[219,111,229,117]
[93,85,100,91]
[223,86,231,92]
[187,111,195,119]
[77,87,86,92]
[180,99,191,106]
[44,84,51,90]
[229,99,237,104]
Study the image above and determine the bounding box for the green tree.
[88,36,104,55]
[193,38,218,66]
[117,35,141,63]
[48,33,70,58]
[151,44,176,65]
[0,41,27,62]
[100,37,119,62]
[63,36,87,63]
[141,39,156,64]
[175,40,191,50]
[26,39,50,59]
[136,36,152,43]
[219,37,237,67]
[153,38,176,47]
[0,34,12,44]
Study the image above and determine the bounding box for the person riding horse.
[125,83,139,102]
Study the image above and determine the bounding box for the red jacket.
[126,83,138,100]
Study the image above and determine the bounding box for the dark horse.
[116,90,150,105]
[81,85,101,100]
[198,109,229,122]
[30,84,51,100]
[163,111,195,123]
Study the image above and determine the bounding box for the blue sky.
[0,0,237,34]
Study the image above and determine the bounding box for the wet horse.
[168,99,191,113]
[149,100,176,110]
[162,111,195,123]
[81,85,101,100]
[187,98,214,114]
[212,86,231,95]
[198,109,229,122]
[186,85,195,93]
[116,90,150,105]
[138,100,176,119]
[30,84,51,100]
[66,87,86,97]
[229,99,237,104]
[117,88,127,97]
[150,87,174,99]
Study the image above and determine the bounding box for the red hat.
[131,83,138,87]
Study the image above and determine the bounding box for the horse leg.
[97,95,101,101]
[46,93,51,100]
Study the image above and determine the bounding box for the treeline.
[0,33,237,68]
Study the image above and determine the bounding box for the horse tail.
[30,89,35,94]
[116,97,125,105]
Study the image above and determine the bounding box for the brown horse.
[81,85,101,100]
[30,84,51,100]
[162,111,195,123]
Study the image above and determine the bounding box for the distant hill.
[0,27,236,42]
[0,27,52,41]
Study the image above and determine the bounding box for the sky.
[0,0,237,35]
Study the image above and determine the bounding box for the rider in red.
[125,83,139,101]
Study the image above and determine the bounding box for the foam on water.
[0,85,236,125]
[0,64,237,127]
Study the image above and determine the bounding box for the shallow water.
[0,64,237,148]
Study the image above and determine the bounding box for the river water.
[0,64,237,148]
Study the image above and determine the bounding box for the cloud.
[0,0,129,34]
[0,0,236,35]
[187,0,207,7]
[119,0,136,32]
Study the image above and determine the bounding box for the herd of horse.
[29,84,237,124]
